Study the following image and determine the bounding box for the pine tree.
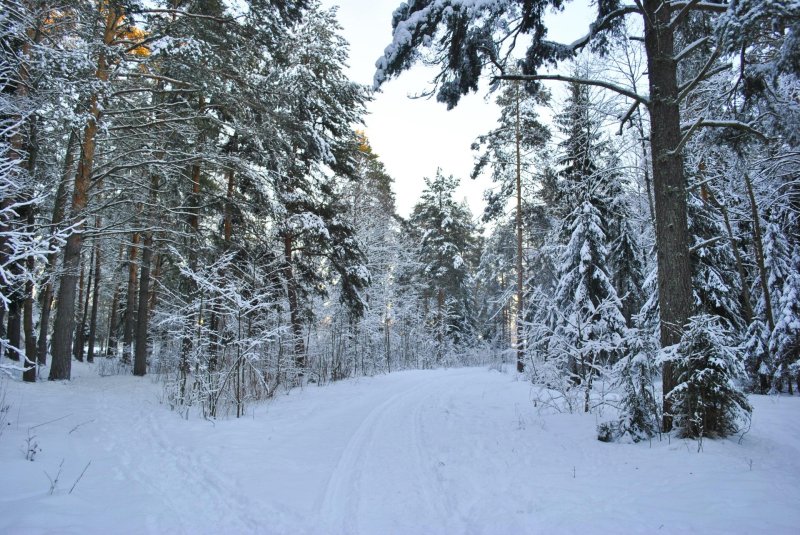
[472,79,549,371]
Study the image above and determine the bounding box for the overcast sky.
[321,0,595,219]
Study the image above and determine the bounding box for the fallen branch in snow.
[30,414,72,430]
[69,419,95,435]
[70,461,92,494]
[44,459,64,495]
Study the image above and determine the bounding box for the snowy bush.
[663,314,752,439]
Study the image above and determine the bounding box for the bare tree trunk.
[148,252,161,311]
[22,255,36,381]
[6,300,21,361]
[22,200,37,381]
[643,0,693,431]
[133,233,153,377]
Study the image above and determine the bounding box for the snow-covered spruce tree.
[663,314,752,439]
[553,79,605,219]
[408,170,481,364]
[552,200,627,413]
[770,245,800,394]
[687,192,746,332]
[608,214,646,328]
[271,5,369,376]
[598,320,660,442]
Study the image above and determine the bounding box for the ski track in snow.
[1,363,799,534]
[317,373,460,534]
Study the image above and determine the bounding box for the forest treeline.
[2,0,799,439]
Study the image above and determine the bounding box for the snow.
[1,363,799,534]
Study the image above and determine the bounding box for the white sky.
[322,0,595,219]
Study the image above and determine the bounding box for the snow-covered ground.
[0,363,798,534]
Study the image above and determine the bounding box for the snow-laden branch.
[617,101,641,135]
[559,5,642,52]
[494,74,649,107]
[674,36,711,62]
[674,117,769,153]
[667,0,729,13]
[690,120,770,140]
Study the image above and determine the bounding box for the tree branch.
[677,48,726,102]
[673,118,769,153]
[561,5,642,52]
[136,9,237,23]
[691,120,770,140]
[494,74,649,106]
[671,117,705,155]
[668,1,729,13]
[669,0,702,29]
[674,36,711,62]
[618,100,641,135]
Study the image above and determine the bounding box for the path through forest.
[1,363,798,533]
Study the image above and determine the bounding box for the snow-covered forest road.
[1,364,799,534]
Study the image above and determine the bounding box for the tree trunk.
[643,0,693,431]
[105,243,124,357]
[74,257,92,363]
[87,220,102,363]
[49,8,120,380]
[133,232,153,377]
[6,301,21,361]
[22,196,37,381]
[122,229,140,364]
[37,130,77,367]
[283,233,305,370]
[514,81,525,373]
[50,231,83,380]
[744,172,774,331]
[22,256,36,381]
[134,175,159,377]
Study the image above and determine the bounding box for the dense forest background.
[2,0,798,440]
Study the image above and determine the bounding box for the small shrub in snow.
[663,314,752,439]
